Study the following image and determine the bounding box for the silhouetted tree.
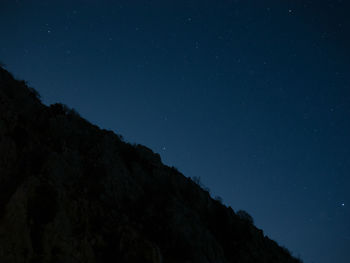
[236,210,254,224]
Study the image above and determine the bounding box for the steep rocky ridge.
[0,66,302,263]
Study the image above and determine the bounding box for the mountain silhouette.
[0,66,302,263]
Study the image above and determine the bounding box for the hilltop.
[0,66,302,263]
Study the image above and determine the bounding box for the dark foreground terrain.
[0,66,302,262]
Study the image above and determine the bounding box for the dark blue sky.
[1,1,349,262]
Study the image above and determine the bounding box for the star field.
[1,1,349,262]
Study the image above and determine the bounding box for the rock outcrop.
[0,66,302,263]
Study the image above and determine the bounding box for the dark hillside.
[0,66,302,263]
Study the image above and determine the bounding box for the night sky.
[1,1,349,262]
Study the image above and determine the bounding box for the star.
[341,203,345,207]
[195,41,199,49]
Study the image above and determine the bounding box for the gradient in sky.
[1,1,349,262]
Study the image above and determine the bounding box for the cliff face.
[0,67,301,263]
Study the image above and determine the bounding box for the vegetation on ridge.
[0,65,302,263]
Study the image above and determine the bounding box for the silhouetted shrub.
[295,255,304,263]
[191,176,201,185]
[214,195,223,204]
[49,103,70,115]
[280,245,296,258]
[49,103,81,119]
[120,143,141,171]
[236,210,254,224]
[67,107,81,118]
[203,186,211,194]
[28,87,41,100]
[191,176,211,194]
[170,166,179,173]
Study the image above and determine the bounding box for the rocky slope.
[0,66,302,263]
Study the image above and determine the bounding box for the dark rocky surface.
[0,66,302,263]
